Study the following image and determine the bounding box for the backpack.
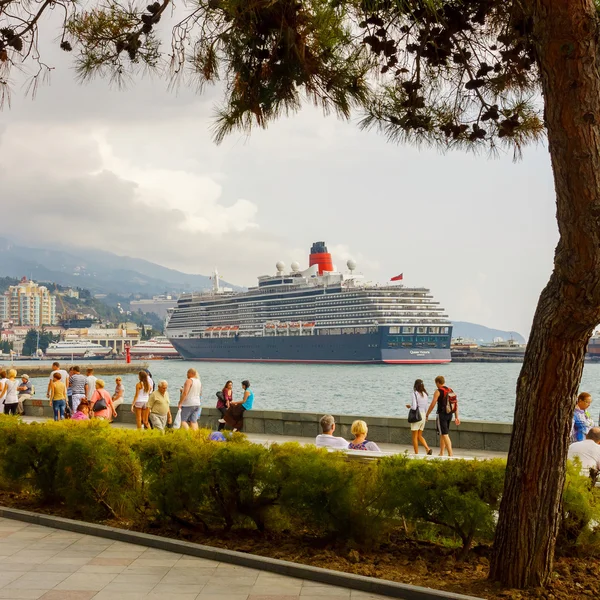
[441,386,458,415]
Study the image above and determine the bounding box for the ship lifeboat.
[265,323,277,329]
[290,322,301,329]
[277,323,289,329]
[205,327,214,332]
[302,322,315,328]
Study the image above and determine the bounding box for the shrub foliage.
[0,416,597,557]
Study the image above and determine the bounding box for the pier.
[0,361,148,377]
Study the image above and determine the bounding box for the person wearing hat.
[17,374,32,415]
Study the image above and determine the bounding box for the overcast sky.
[0,28,558,338]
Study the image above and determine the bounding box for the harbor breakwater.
[22,400,512,452]
[0,362,148,377]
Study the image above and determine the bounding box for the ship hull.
[169,332,450,364]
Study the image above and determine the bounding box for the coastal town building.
[1,325,65,354]
[63,322,141,353]
[131,295,177,319]
[0,278,57,326]
[57,288,80,299]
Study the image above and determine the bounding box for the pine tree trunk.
[490,0,600,588]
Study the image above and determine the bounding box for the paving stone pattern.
[0,519,389,600]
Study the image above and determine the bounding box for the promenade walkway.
[19,416,507,460]
[0,518,388,600]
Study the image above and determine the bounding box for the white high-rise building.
[1,278,57,326]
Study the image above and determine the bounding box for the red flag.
[390,273,403,281]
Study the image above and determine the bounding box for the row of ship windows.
[170,315,449,325]
[193,298,439,309]
[168,322,451,332]
[190,306,444,319]
[175,300,440,311]
[179,290,432,305]
[388,335,449,343]
[317,327,378,335]
[387,341,450,349]
[390,326,450,334]
[179,295,435,310]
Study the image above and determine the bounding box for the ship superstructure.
[166,242,452,364]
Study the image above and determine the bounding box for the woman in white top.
[406,379,433,455]
[3,369,19,416]
[131,371,151,429]
[178,368,202,430]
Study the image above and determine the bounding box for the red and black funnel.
[309,241,334,275]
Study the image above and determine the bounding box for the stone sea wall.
[23,399,512,452]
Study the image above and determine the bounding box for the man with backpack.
[426,375,460,457]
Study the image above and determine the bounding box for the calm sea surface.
[22,361,600,423]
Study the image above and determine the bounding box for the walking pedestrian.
[572,392,594,442]
[48,371,67,421]
[148,380,172,433]
[69,366,87,413]
[221,380,253,432]
[142,368,155,391]
[3,370,19,415]
[178,369,202,430]
[406,379,433,455]
[47,362,69,399]
[426,375,460,457]
[132,371,151,430]
[85,368,97,402]
[90,380,117,421]
[216,380,232,431]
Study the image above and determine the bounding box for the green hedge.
[0,417,597,555]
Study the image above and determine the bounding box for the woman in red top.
[90,379,117,421]
[216,380,232,431]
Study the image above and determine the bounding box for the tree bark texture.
[490,0,600,588]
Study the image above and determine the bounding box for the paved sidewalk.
[0,519,388,600]
[20,415,507,460]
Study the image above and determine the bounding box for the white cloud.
[94,132,259,235]
[0,56,560,336]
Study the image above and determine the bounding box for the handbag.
[407,391,422,423]
[92,390,108,412]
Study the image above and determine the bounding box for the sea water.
[25,361,600,423]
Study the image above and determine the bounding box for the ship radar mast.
[212,268,220,293]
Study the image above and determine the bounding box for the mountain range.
[0,239,526,340]
[451,321,526,343]
[0,238,237,296]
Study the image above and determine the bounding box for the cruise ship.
[45,340,114,359]
[130,337,181,359]
[165,242,452,364]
